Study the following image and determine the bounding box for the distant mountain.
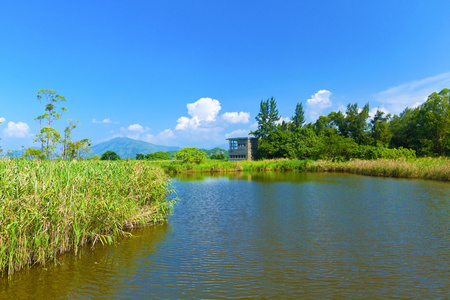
[91,137,180,159]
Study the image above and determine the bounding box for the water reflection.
[1,172,449,299]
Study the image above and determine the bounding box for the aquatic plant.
[0,159,172,275]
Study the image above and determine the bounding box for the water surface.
[1,172,449,298]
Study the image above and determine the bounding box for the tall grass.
[308,157,450,181]
[0,159,172,275]
[151,158,450,181]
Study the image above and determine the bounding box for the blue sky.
[1,0,450,151]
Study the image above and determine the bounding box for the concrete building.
[227,137,258,161]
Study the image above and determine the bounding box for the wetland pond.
[1,172,449,298]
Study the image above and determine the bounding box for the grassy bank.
[151,158,450,181]
[0,159,172,275]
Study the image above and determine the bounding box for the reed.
[306,157,450,181]
[0,159,172,275]
[151,158,450,181]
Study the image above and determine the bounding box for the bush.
[100,150,121,161]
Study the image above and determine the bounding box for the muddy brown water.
[1,172,449,299]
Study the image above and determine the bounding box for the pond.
[1,172,449,298]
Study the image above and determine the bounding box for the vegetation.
[100,150,121,161]
[250,89,450,160]
[0,159,173,275]
[175,147,208,163]
[150,158,450,181]
[136,151,171,161]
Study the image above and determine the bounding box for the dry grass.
[307,157,450,181]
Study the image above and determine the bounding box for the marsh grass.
[308,157,450,181]
[0,159,172,275]
[152,158,450,181]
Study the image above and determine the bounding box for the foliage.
[0,159,172,274]
[251,97,280,140]
[291,102,305,131]
[146,151,171,161]
[252,89,449,160]
[22,147,45,159]
[100,150,121,161]
[210,153,226,160]
[175,147,207,163]
[34,90,67,159]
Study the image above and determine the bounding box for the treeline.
[134,148,228,161]
[251,89,450,160]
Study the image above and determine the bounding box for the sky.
[1,0,450,151]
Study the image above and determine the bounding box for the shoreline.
[151,157,450,181]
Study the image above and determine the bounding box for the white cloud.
[306,90,332,121]
[175,116,200,130]
[222,112,250,124]
[127,123,149,133]
[3,121,31,138]
[275,116,291,125]
[225,129,250,138]
[0,117,5,124]
[187,98,221,122]
[92,118,118,124]
[374,72,450,114]
[142,129,176,145]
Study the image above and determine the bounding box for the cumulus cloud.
[3,121,31,138]
[176,98,222,131]
[142,129,176,145]
[222,112,250,124]
[92,118,118,124]
[175,116,200,130]
[0,117,5,124]
[187,98,221,122]
[306,90,332,121]
[374,72,450,114]
[127,123,149,133]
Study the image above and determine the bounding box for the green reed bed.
[151,158,449,181]
[307,157,450,181]
[0,159,172,275]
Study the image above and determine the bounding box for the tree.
[370,110,392,146]
[415,88,450,156]
[145,151,170,161]
[175,147,207,163]
[291,102,305,131]
[33,127,61,159]
[251,97,280,140]
[100,150,121,161]
[22,147,44,159]
[136,153,145,160]
[34,90,67,159]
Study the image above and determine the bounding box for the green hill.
[201,147,229,159]
[91,137,180,159]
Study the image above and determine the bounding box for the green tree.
[146,151,170,161]
[100,150,121,161]
[136,153,145,160]
[251,97,280,140]
[22,148,44,159]
[370,110,392,146]
[175,147,207,163]
[418,89,450,156]
[34,90,67,159]
[291,102,305,131]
